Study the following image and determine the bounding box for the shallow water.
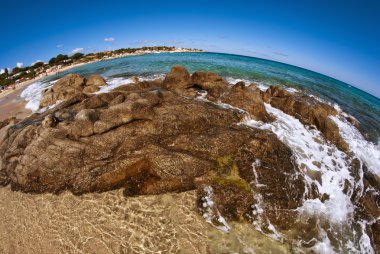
[0,187,292,254]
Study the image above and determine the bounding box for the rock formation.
[39,74,107,108]
[0,66,378,252]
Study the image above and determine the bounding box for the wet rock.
[221,82,272,121]
[40,74,86,108]
[83,85,100,94]
[42,114,57,128]
[86,74,107,87]
[190,71,228,100]
[131,76,139,83]
[346,115,360,128]
[263,85,349,152]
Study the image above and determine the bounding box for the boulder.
[83,85,100,94]
[40,74,108,107]
[221,82,272,122]
[190,71,229,100]
[0,70,306,232]
[86,74,107,87]
[40,74,86,108]
[163,65,191,91]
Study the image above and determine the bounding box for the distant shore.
[0,49,202,121]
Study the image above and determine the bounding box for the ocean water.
[20,52,380,253]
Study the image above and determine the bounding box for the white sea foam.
[201,186,231,233]
[246,104,355,223]
[138,73,165,81]
[20,74,166,111]
[20,80,56,112]
[225,77,269,91]
[285,87,299,94]
[331,115,380,177]
[95,77,134,94]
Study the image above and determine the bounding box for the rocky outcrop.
[40,74,108,108]
[1,66,375,252]
[263,85,349,152]
[221,82,272,122]
[0,67,309,229]
[190,71,229,100]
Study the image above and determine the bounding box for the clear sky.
[1,0,379,98]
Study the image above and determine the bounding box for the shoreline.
[0,50,203,121]
[0,62,88,100]
[0,49,203,101]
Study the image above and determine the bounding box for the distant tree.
[56,54,69,62]
[96,52,106,58]
[33,61,44,68]
[11,67,21,74]
[48,57,57,65]
[71,52,84,61]
[4,68,8,76]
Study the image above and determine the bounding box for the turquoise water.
[43,52,380,143]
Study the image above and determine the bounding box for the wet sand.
[0,86,31,121]
[0,188,292,254]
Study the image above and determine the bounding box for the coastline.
[0,49,204,100]
[0,62,88,100]
[0,50,202,121]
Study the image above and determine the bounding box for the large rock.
[86,74,107,87]
[221,82,272,122]
[163,65,191,91]
[40,74,108,108]
[40,74,86,108]
[190,71,229,100]
[0,70,307,231]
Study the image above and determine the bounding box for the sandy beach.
[0,62,91,121]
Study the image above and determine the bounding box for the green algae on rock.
[210,155,250,193]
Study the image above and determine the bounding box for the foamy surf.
[20,74,166,112]
[95,77,134,94]
[20,80,57,112]
[244,103,375,253]
[98,74,165,94]
[331,115,380,177]
[225,77,270,91]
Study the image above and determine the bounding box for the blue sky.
[1,0,379,97]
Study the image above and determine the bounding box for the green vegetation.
[71,52,84,61]
[210,155,251,193]
[33,61,44,68]
[0,46,201,90]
